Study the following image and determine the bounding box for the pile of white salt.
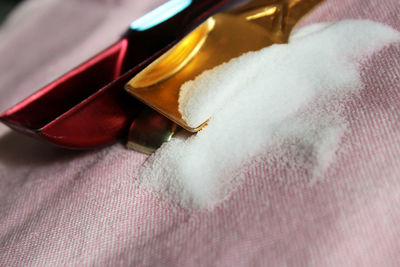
[138,20,400,209]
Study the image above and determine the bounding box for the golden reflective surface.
[130,18,215,88]
[127,108,177,154]
[125,0,324,132]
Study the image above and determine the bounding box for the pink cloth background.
[0,0,400,266]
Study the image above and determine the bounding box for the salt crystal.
[138,20,400,209]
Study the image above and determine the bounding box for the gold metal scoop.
[125,0,323,153]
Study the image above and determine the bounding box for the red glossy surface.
[0,0,228,149]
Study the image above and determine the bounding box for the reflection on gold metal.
[125,0,324,133]
[127,108,178,154]
[245,6,278,21]
[131,18,215,88]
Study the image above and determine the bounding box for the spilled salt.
[138,20,400,209]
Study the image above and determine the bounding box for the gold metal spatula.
[125,0,323,153]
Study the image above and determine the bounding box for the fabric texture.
[0,0,399,266]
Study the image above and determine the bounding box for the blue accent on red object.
[130,0,192,31]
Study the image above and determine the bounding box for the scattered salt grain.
[138,20,400,209]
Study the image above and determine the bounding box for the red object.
[0,0,228,149]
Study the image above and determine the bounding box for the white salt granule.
[138,20,400,209]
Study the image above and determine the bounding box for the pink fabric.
[0,0,399,266]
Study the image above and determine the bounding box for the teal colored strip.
[130,0,192,31]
